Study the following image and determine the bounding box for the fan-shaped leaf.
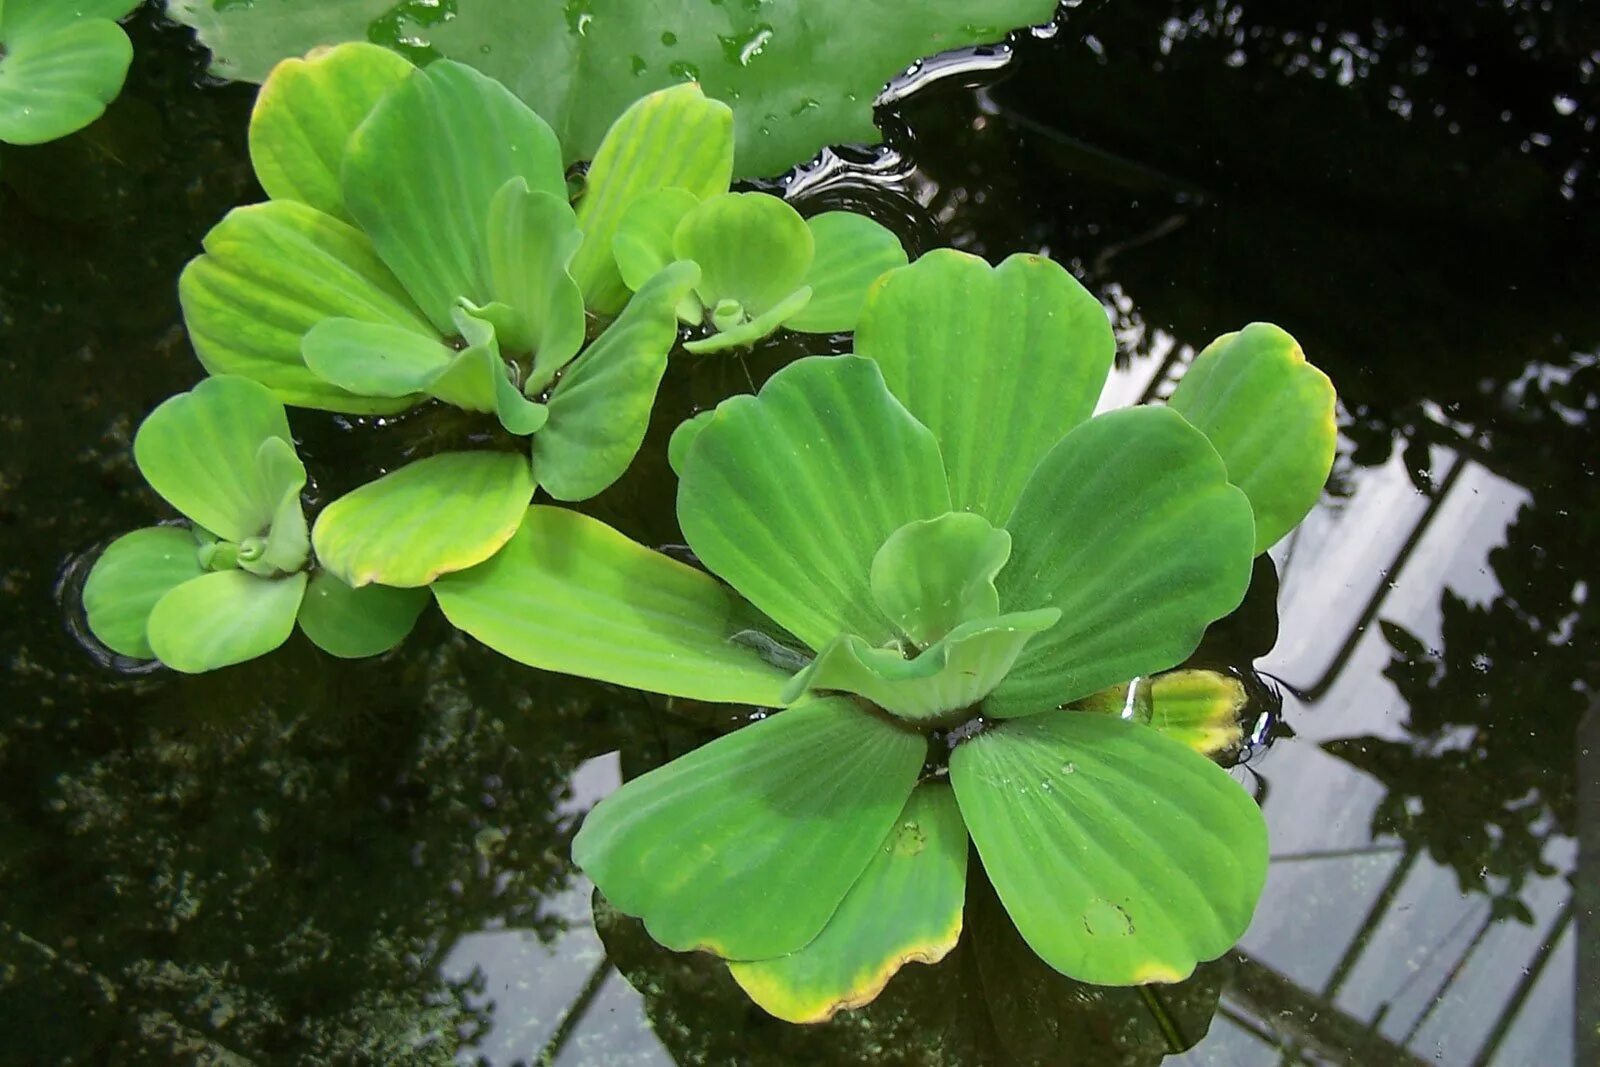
[675,192,812,318]
[856,251,1115,523]
[950,712,1268,986]
[729,782,967,1023]
[147,569,309,674]
[0,8,133,146]
[82,526,206,660]
[870,512,1011,647]
[179,199,433,414]
[1167,323,1337,554]
[312,451,533,588]
[612,187,700,294]
[296,569,428,658]
[574,696,926,960]
[987,407,1255,717]
[677,354,951,652]
[784,212,909,334]
[433,505,791,705]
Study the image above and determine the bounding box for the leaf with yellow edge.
[1073,670,1250,757]
[729,782,968,1023]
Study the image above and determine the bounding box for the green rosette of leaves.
[81,376,428,673]
[433,250,1337,1021]
[0,0,139,147]
[178,44,747,590]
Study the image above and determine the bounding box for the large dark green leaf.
[530,261,699,501]
[246,42,414,223]
[179,199,434,414]
[146,570,309,674]
[856,251,1115,524]
[166,0,1058,179]
[1167,323,1337,554]
[677,355,951,652]
[433,505,791,706]
[311,450,533,588]
[0,0,137,146]
[82,526,206,660]
[574,696,926,960]
[987,407,1255,717]
[341,60,566,333]
[950,712,1267,986]
[132,377,296,543]
[728,782,967,1023]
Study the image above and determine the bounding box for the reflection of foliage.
[1325,489,1595,919]
[2,634,610,1062]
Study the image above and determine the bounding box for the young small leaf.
[869,512,1012,647]
[680,286,812,354]
[611,186,700,294]
[485,178,586,380]
[784,212,909,335]
[674,192,813,320]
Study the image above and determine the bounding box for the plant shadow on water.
[0,2,1595,1064]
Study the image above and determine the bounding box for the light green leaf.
[251,436,311,575]
[782,609,1059,723]
[0,7,132,146]
[311,450,533,588]
[571,83,734,313]
[531,260,699,501]
[666,409,716,479]
[147,570,310,674]
[573,696,926,960]
[247,42,414,223]
[674,192,812,318]
[987,407,1256,717]
[729,782,967,1023]
[301,317,450,399]
[179,199,434,414]
[82,526,205,660]
[296,569,428,658]
[857,250,1115,524]
[484,179,586,381]
[870,512,1011,647]
[341,60,566,333]
[166,0,1058,179]
[1167,323,1337,554]
[433,505,791,705]
[678,354,951,652]
[784,212,909,334]
[133,376,296,543]
[611,186,700,295]
[950,712,1268,985]
[680,285,812,355]
[1074,670,1251,757]
[439,311,551,434]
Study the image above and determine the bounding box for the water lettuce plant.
[0,0,138,146]
[166,0,1060,177]
[433,250,1336,1021]
[82,376,427,672]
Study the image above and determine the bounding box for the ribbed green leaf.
[132,376,296,543]
[612,187,699,294]
[678,354,951,652]
[147,570,309,674]
[666,409,715,479]
[250,436,311,575]
[674,192,812,318]
[433,505,791,706]
[950,712,1268,985]
[247,42,414,222]
[485,179,586,382]
[311,450,533,588]
[571,83,734,314]
[784,212,909,335]
[179,199,434,414]
[870,512,1011,648]
[680,285,812,354]
[0,10,132,146]
[574,696,926,960]
[1167,322,1337,554]
[856,250,1115,523]
[82,526,206,659]
[782,609,1059,723]
[987,407,1255,717]
[300,317,450,399]
[341,60,566,333]
[530,260,698,501]
[296,569,428,659]
[1074,670,1250,757]
[729,782,967,1023]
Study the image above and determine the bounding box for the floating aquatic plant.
[434,250,1337,1021]
[0,0,139,146]
[82,376,427,672]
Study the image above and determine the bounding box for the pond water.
[2,2,1594,1064]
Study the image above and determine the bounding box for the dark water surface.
[2,2,1595,1063]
